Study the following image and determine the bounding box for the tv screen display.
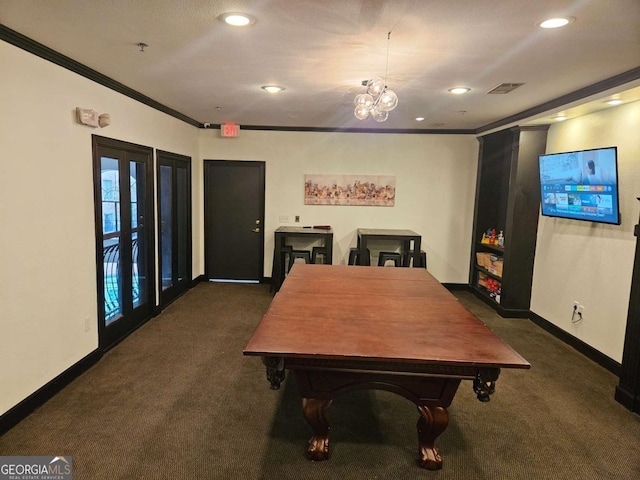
[538,146,620,225]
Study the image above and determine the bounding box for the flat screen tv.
[538,146,620,225]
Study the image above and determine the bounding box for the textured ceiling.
[1,0,639,132]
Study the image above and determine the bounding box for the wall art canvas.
[304,174,396,206]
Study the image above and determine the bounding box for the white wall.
[0,41,199,416]
[530,100,640,362]
[198,130,479,283]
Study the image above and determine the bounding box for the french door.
[157,150,192,307]
[92,136,155,350]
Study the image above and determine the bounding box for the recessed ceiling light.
[415,117,425,122]
[552,115,567,121]
[218,12,256,27]
[538,16,575,29]
[605,99,623,106]
[448,87,471,95]
[261,85,284,93]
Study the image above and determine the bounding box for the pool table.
[243,264,529,470]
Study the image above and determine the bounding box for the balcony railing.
[103,239,140,322]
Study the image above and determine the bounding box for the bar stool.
[311,246,327,264]
[403,250,428,268]
[378,252,402,267]
[280,245,293,273]
[348,247,370,265]
[288,250,312,271]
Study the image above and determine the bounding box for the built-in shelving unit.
[473,242,503,304]
[470,126,549,317]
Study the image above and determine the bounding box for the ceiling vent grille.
[427,122,447,127]
[487,83,524,94]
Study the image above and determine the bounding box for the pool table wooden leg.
[302,397,333,461]
[416,405,449,470]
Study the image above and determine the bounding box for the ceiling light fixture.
[605,99,623,106]
[261,85,284,93]
[415,117,425,122]
[218,12,255,27]
[552,115,567,121]
[538,16,575,29]
[448,87,471,95]
[354,32,398,122]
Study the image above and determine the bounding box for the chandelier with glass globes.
[354,77,398,122]
[353,32,398,122]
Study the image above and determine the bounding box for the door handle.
[252,228,260,233]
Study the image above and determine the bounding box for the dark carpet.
[1,282,639,479]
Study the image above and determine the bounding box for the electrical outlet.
[573,301,584,314]
[279,215,289,223]
[570,301,584,324]
[295,215,300,223]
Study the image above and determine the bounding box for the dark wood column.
[615,199,640,413]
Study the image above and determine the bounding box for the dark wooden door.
[204,160,265,282]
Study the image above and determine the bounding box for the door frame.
[203,160,266,282]
[156,150,192,307]
[92,135,156,350]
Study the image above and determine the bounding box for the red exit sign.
[221,124,239,137]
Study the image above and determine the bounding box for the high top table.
[271,226,333,292]
[244,264,530,470]
[357,228,421,266]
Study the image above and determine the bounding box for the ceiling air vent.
[427,122,447,128]
[487,83,524,94]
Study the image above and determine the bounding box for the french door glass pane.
[160,165,173,290]
[103,237,122,324]
[131,161,146,308]
[177,167,188,282]
[101,157,122,324]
